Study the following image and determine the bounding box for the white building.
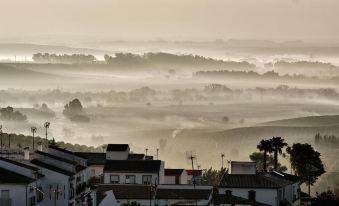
[103,159,165,185]
[75,152,106,184]
[96,184,213,206]
[218,162,301,206]
[0,157,45,206]
[106,144,130,160]
[30,148,93,206]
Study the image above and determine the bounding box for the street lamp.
[31,127,37,151]
[44,122,50,148]
[0,125,2,156]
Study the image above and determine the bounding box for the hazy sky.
[1,0,339,42]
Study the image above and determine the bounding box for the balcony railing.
[0,198,12,206]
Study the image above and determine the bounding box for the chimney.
[24,147,30,160]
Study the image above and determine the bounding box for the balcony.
[0,198,12,206]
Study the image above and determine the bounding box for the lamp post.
[8,134,11,149]
[44,122,50,148]
[0,125,2,156]
[31,127,37,151]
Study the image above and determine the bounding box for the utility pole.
[0,125,2,156]
[221,153,225,169]
[44,122,50,148]
[31,127,37,151]
[8,134,11,149]
[156,148,159,160]
[187,152,198,206]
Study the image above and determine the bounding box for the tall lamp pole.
[0,125,2,156]
[44,122,50,148]
[31,127,37,151]
[8,134,11,149]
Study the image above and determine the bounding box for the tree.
[313,190,339,206]
[63,99,90,123]
[201,167,227,186]
[0,106,27,121]
[257,139,273,172]
[271,137,288,170]
[249,152,287,172]
[287,143,325,195]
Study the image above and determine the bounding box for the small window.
[125,175,136,184]
[110,175,120,184]
[1,190,10,198]
[142,175,152,185]
[37,186,44,202]
[248,190,256,201]
[225,190,232,196]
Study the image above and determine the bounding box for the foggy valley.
[1,0,339,205]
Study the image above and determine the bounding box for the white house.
[30,148,92,206]
[75,152,106,184]
[218,162,301,206]
[0,157,45,206]
[96,184,213,206]
[106,144,130,160]
[103,159,165,185]
[155,184,213,206]
[164,169,186,184]
[231,161,257,175]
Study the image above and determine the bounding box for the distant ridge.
[260,115,339,127]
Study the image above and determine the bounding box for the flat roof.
[104,160,161,173]
[106,144,129,152]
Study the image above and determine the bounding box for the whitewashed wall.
[103,172,159,184]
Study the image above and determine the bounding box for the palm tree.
[271,137,288,171]
[257,139,273,172]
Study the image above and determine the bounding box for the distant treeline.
[271,60,337,69]
[104,52,255,68]
[32,53,96,64]
[195,69,339,82]
[32,52,255,69]
[315,133,339,148]
[1,85,339,106]
[0,132,103,152]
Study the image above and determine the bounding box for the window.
[69,184,75,199]
[29,196,36,206]
[225,190,232,196]
[248,190,256,201]
[125,175,136,184]
[1,190,10,206]
[37,186,44,202]
[142,175,152,185]
[110,175,120,184]
[1,190,10,198]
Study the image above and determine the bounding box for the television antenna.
[186,151,198,206]
[221,153,225,169]
[0,125,2,155]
